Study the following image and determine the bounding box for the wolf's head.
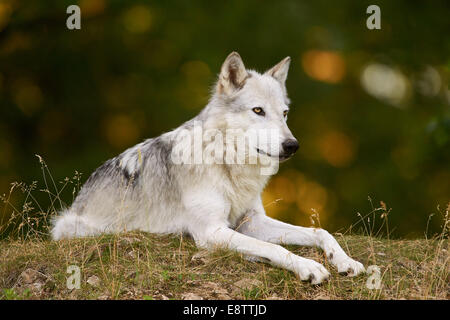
[205,52,299,164]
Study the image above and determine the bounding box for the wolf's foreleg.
[237,204,365,276]
[191,224,330,284]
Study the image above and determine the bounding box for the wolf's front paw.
[333,256,365,277]
[295,257,331,285]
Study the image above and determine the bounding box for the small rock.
[126,270,137,279]
[233,278,263,290]
[203,282,229,295]
[182,292,204,300]
[18,269,49,294]
[121,236,140,244]
[398,257,417,269]
[313,294,331,300]
[232,279,263,297]
[191,251,210,264]
[31,282,44,292]
[19,269,44,285]
[87,275,101,287]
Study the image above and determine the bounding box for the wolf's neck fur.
[168,116,271,226]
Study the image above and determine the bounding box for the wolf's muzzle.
[281,139,299,156]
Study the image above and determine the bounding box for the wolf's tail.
[51,210,97,240]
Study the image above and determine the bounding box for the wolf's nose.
[282,139,299,155]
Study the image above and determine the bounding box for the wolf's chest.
[223,165,269,227]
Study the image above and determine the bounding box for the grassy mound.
[0,232,448,300]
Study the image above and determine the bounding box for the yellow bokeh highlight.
[427,170,450,207]
[263,170,332,226]
[1,32,31,55]
[261,188,285,218]
[270,175,297,203]
[80,0,106,17]
[103,114,140,149]
[296,180,328,214]
[13,79,43,116]
[0,2,12,31]
[318,131,356,167]
[177,60,211,110]
[181,60,211,81]
[302,50,346,83]
[123,5,153,33]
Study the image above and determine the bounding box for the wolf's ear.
[265,56,291,86]
[216,52,249,95]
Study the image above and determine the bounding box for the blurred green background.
[0,0,449,238]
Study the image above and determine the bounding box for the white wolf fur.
[52,52,365,284]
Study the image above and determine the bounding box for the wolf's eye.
[252,107,265,116]
[283,110,288,117]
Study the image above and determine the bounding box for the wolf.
[51,52,365,284]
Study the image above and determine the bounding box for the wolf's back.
[50,134,181,240]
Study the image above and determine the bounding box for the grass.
[0,157,448,300]
[0,230,448,300]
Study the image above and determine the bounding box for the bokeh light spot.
[301,50,346,83]
[415,66,441,97]
[13,79,43,116]
[270,175,297,203]
[361,63,410,107]
[123,5,153,33]
[263,170,332,226]
[103,115,140,149]
[0,32,31,55]
[0,2,12,31]
[318,131,356,167]
[80,0,106,17]
[296,180,328,218]
[177,60,211,110]
[180,60,211,81]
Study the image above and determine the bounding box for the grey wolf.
[51,52,365,284]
